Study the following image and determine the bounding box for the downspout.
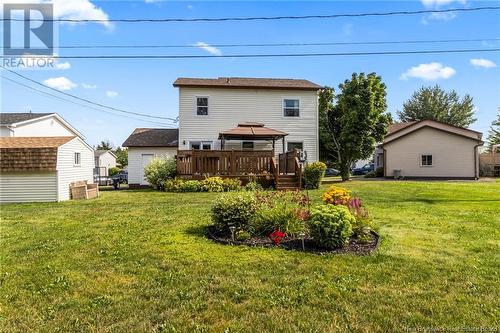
[473,143,482,180]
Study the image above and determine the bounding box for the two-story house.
[0,113,94,202]
[174,77,322,161]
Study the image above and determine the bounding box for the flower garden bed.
[206,225,380,255]
[207,185,380,255]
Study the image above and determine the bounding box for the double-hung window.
[196,97,209,116]
[283,99,300,117]
[74,152,81,166]
[190,141,212,150]
[242,141,254,150]
[421,154,433,166]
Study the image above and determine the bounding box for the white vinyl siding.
[57,137,94,201]
[10,117,76,137]
[178,88,319,162]
[384,127,479,178]
[0,172,57,203]
[128,147,177,185]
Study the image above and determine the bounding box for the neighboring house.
[173,77,322,161]
[375,120,483,179]
[94,150,117,177]
[0,136,94,203]
[0,112,85,138]
[122,128,179,187]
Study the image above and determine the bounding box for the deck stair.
[275,174,300,190]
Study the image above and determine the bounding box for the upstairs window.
[421,154,433,166]
[196,97,209,116]
[74,152,81,166]
[283,99,300,117]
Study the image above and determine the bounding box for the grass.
[1,181,499,332]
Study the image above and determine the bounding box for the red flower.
[269,230,286,245]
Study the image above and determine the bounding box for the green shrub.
[144,157,176,190]
[222,178,242,192]
[235,230,251,241]
[365,167,384,178]
[303,161,327,189]
[202,177,225,192]
[309,205,354,248]
[179,180,202,192]
[211,192,258,234]
[163,178,185,192]
[251,203,305,237]
[244,181,263,191]
[108,167,120,177]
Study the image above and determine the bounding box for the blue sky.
[1,0,499,147]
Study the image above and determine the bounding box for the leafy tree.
[97,140,114,150]
[397,85,476,127]
[320,73,391,181]
[487,110,500,151]
[114,147,128,166]
[318,86,336,161]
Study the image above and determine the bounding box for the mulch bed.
[206,226,380,255]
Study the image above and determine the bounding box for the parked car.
[325,168,340,177]
[352,163,374,175]
[112,170,128,184]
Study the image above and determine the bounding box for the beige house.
[122,128,178,187]
[375,120,483,180]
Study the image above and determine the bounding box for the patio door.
[140,154,154,185]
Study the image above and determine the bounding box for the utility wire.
[2,76,176,128]
[0,66,177,122]
[2,6,498,22]
[56,38,500,49]
[11,48,499,59]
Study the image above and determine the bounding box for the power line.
[2,76,176,128]
[0,66,177,122]
[2,7,498,23]
[56,38,500,49]
[9,48,499,60]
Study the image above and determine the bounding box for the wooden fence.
[176,149,274,176]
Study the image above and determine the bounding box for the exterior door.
[140,154,154,185]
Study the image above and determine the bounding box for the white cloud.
[421,11,457,24]
[106,90,118,98]
[82,83,97,89]
[421,0,466,7]
[3,0,111,28]
[187,4,194,10]
[400,62,456,81]
[470,58,497,69]
[43,76,77,90]
[55,61,71,70]
[194,42,222,56]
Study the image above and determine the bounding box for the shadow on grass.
[183,224,208,238]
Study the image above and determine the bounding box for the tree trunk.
[339,161,351,181]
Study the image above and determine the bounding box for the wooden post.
[192,149,197,174]
[231,149,236,175]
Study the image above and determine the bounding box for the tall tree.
[320,73,391,180]
[318,86,336,161]
[397,85,476,127]
[114,147,128,166]
[487,110,500,151]
[97,140,114,150]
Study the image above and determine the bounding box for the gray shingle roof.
[122,128,179,147]
[173,77,322,90]
[0,113,53,125]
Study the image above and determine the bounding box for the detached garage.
[0,136,94,203]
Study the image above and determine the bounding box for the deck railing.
[278,150,299,175]
[177,149,275,176]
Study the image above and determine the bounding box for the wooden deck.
[176,149,302,189]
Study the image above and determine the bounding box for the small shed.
[0,136,94,203]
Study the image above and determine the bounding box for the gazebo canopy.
[218,122,288,141]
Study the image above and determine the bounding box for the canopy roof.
[218,122,288,141]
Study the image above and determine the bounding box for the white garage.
[122,128,178,187]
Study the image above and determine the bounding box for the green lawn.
[1,181,499,332]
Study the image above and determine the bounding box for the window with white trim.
[242,141,254,150]
[74,152,81,166]
[287,142,303,152]
[421,154,433,166]
[196,97,209,116]
[283,99,300,117]
[190,141,212,150]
